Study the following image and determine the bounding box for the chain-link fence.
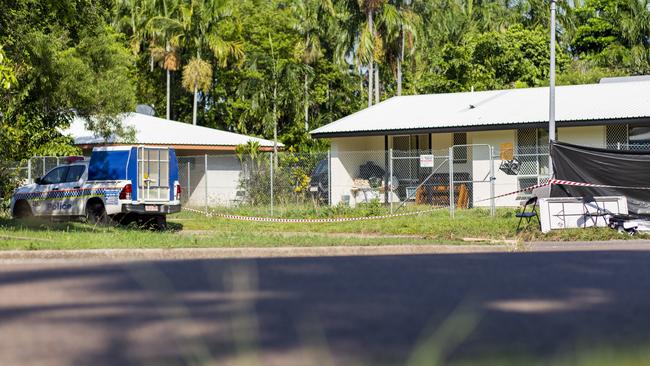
[178,152,330,216]
[8,157,66,184]
[5,145,568,217]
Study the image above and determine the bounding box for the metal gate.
[449,144,495,217]
[137,147,170,202]
[388,149,452,213]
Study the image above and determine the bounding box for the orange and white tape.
[183,206,442,222]
[183,179,650,222]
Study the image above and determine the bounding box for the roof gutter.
[310,117,650,139]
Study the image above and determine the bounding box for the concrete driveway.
[1,241,650,365]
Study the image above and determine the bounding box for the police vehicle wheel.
[139,215,166,230]
[86,201,109,226]
[153,215,167,231]
[13,201,33,219]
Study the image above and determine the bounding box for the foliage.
[236,151,326,206]
[182,56,213,92]
[0,1,137,161]
[0,0,649,161]
[0,47,16,90]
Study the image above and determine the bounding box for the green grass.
[0,206,645,250]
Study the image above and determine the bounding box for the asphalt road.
[1,242,650,366]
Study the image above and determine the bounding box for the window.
[392,135,410,152]
[453,132,467,163]
[40,167,68,185]
[65,165,85,182]
[417,134,430,151]
[629,126,650,145]
[606,125,627,148]
[516,128,549,191]
[604,124,650,151]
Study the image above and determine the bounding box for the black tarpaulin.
[550,141,650,214]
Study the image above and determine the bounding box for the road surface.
[1,242,650,365]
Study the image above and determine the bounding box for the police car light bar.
[64,156,85,164]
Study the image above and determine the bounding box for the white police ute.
[11,146,182,228]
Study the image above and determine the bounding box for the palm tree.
[291,0,334,131]
[377,1,417,97]
[355,0,385,106]
[113,0,152,57]
[619,0,650,73]
[150,0,244,125]
[147,0,180,120]
[236,33,302,166]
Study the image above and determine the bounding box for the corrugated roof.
[310,81,650,137]
[66,113,281,147]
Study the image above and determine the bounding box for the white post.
[489,146,496,217]
[270,152,274,216]
[449,147,454,218]
[389,148,394,214]
[204,154,208,215]
[186,161,191,204]
[192,87,198,125]
[27,158,32,184]
[549,0,557,176]
[327,150,332,206]
[166,69,171,120]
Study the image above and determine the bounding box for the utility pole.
[549,0,557,175]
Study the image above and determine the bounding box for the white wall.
[469,130,518,207]
[328,125,610,208]
[183,155,243,207]
[558,126,605,147]
[330,136,386,206]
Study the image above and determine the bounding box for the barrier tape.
[550,179,650,190]
[475,178,650,203]
[183,206,443,223]
[473,180,553,203]
[182,179,650,222]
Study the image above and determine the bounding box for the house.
[310,78,650,208]
[65,113,281,207]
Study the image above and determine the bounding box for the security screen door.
[137,147,170,202]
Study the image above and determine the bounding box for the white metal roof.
[310,80,650,137]
[65,113,281,147]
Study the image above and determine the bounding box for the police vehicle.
[11,146,181,228]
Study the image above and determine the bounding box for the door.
[34,166,68,216]
[137,147,170,202]
[57,164,87,216]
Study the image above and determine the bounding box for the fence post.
[186,161,191,205]
[489,145,495,217]
[270,151,274,216]
[389,148,394,214]
[449,146,454,218]
[204,154,208,215]
[327,150,332,206]
[27,158,32,184]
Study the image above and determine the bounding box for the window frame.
[64,165,86,183]
[40,166,69,185]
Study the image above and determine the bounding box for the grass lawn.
[0,206,644,250]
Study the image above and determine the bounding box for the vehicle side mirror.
[34,177,43,185]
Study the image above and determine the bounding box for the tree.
[0,47,16,90]
[0,0,137,161]
[291,0,334,130]
[150,0,244,125]
[572,0,650,73]
[147,0,180,120]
